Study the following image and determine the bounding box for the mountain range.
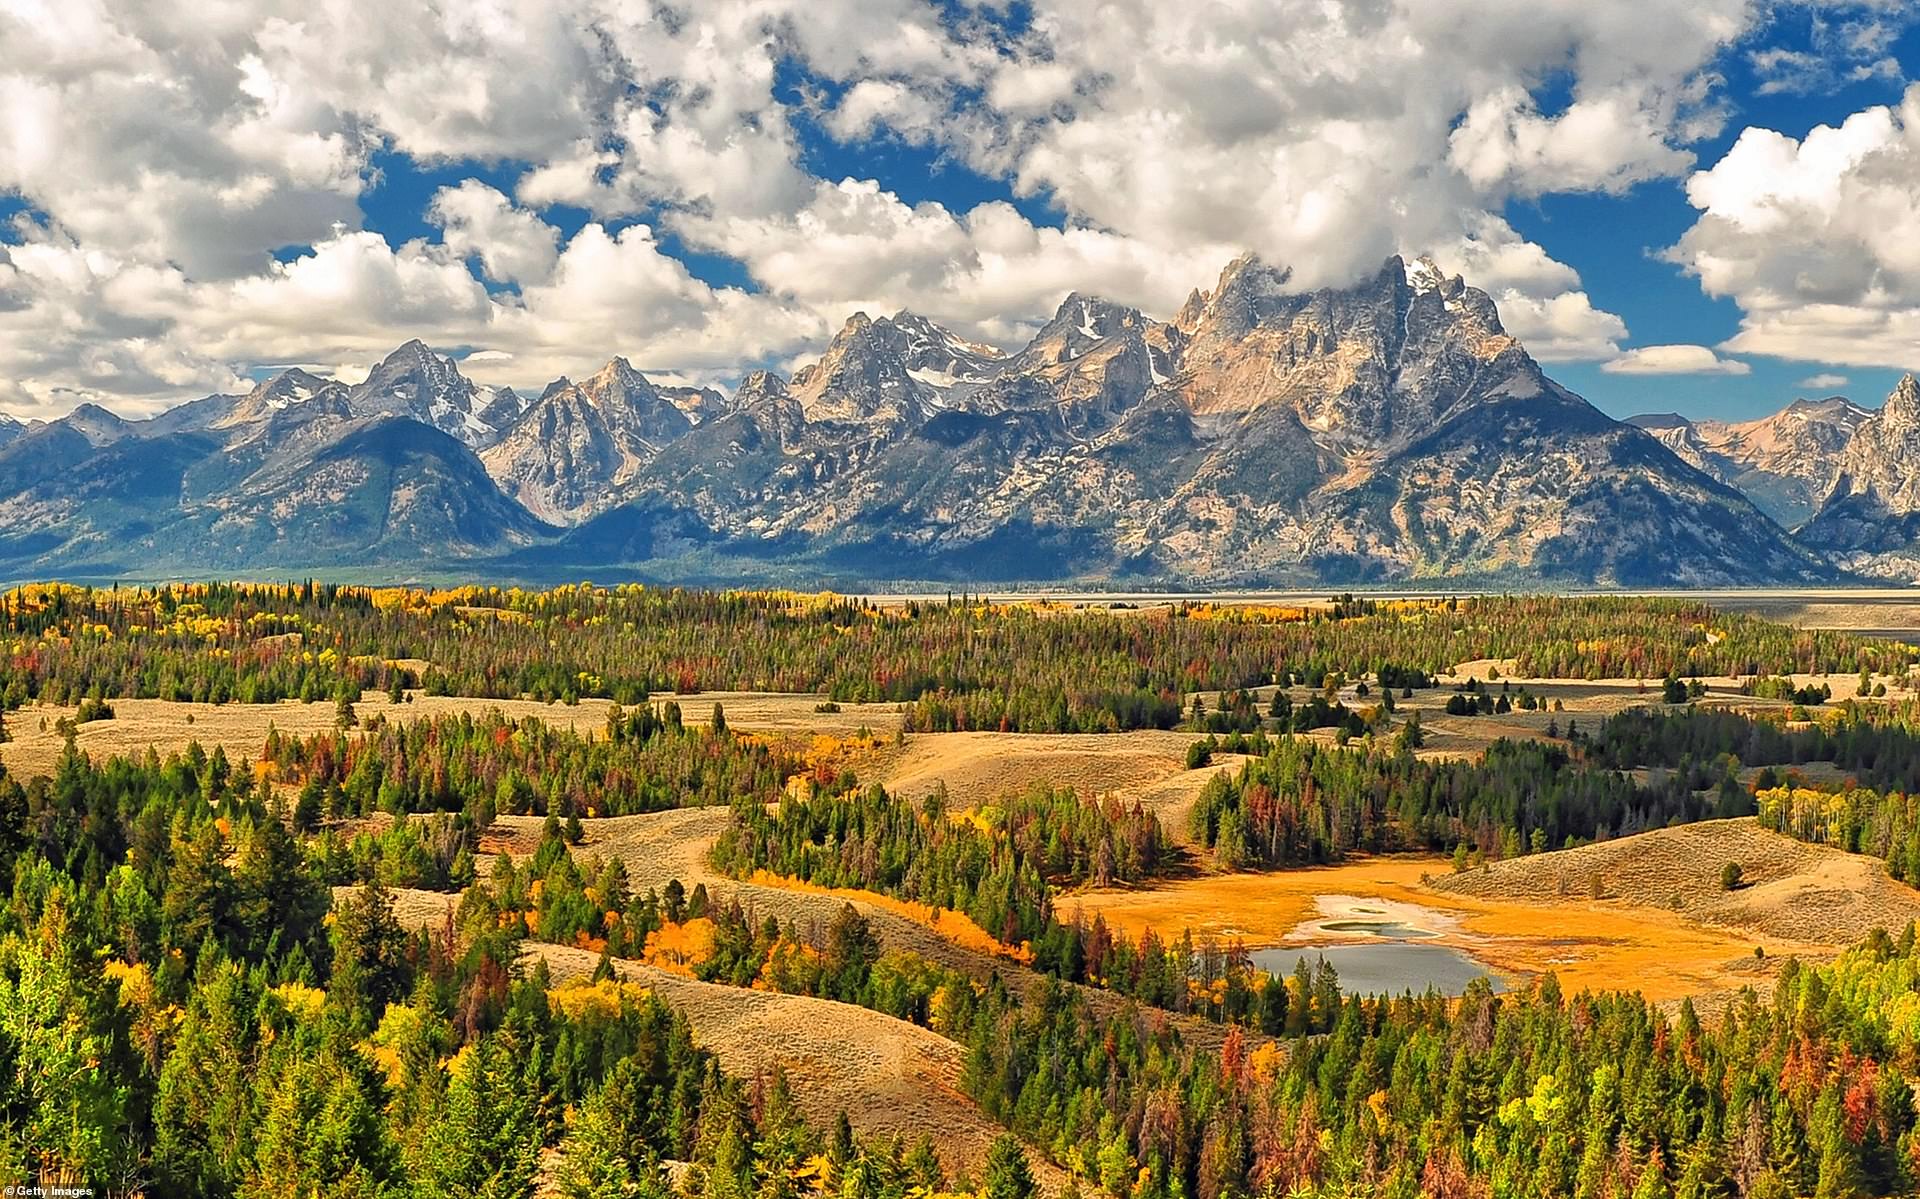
[3,253,1916,586]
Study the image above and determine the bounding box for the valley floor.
[13,661,1920,1182]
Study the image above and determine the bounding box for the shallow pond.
[1251,942,1506,997]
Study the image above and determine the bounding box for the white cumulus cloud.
[1601,345,1752,375]
[0,0,1901,416]
[1668,84,1920,369]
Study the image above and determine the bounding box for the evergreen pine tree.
[984,1133,1037,1199]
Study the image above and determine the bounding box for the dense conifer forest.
[0,744,1028,1197]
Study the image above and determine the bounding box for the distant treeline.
[0,581,1909,732]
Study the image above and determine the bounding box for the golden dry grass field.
[471,807,1240,1052]
[1057,816,1920,1008]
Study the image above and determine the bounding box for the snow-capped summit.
[0,252,1849,587]
[788,312,934,427]
[347,341,522,448]
[873,311,1007,394]
[1010,293,1152,372]
[216,368,343,430]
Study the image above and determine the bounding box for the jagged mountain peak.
[1399,254,1455,294]
[61,403,132,446]
[1185,252,1495,334]
[1050,292,1142,335]
[346,340,522,448]
[800,312,886,370]
[1801,374,1920,571]
[1183,253,1354,340]
[1215,250,1291,292]
[789,309,929,425]
[879,310,1006,362]
[261,365,327,391]
[0,248,1860,587]
[1010,293,1151,376]
[578,357,663,407]
[871,310,1008,393]
[1632,395,1869,529]
[591,355,644,382]
[1183,253,1292,328]
[363,338,454,387]
[884,310,989,348]
[251,367,333,406]
[1784,395,1867,419]
[576,358,725,425]
[213,367,345,432]
[1173,287,1209,329]
[1173,252,1536,446]
[737,369,788,401]
[1884,373,1920,426]
[66,401,123,421]
[478,355,690,526]
[811,311,878,351]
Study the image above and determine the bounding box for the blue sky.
[1532,13,1920,417]
[3,1,1920,423]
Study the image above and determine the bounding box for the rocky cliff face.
[788,313,936,430]
[874,311,1007,396]
[480,358,693,522]
[1629,397,1867,527]
[1825,376,1920,513]
[215,369,346,434]
[1801,376,1920,578]
[1172,256,1535,447]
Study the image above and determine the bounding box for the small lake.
[1250,942,1506,997]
